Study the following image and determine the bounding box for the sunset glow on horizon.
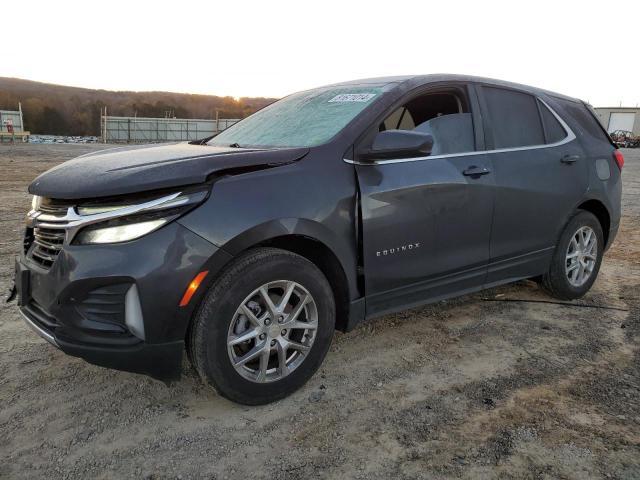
[4,0,639,107]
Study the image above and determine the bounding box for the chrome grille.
[27,201,71,269]
[39,203,70,215]
[31,227,65,268]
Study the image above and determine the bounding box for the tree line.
[0,77,276,136]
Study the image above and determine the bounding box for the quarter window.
[482,87,545,149]
[538,100,567,144]
[553,98,612,144]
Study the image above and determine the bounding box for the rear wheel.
[188,248,335,405]
[541,211,604,300]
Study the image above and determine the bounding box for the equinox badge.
[376,243,421,257]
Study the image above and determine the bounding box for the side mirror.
[359,130,433,161]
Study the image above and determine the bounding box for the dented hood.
[28,142,309,200]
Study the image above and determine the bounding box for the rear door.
[354,84,495,317]
[477,85,588,285]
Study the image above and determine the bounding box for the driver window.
[379,91,476,156]
[381,107,415,131]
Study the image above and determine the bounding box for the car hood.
[28,143,309,200]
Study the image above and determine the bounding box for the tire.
[188,247,335,405]
[541,210,604,300]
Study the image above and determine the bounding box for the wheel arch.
[210,219,359,333]
[576,199,611,247]
[254,235,351,332]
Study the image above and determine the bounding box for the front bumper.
[18,301,184,380]
[19,302,58,347]
[14,222,231,381]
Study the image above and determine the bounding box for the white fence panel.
[102,115,239,143]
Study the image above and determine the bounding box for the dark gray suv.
[13,75,623,404]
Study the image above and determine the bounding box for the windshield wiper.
[189,134,216,145]
[229,143,242,148]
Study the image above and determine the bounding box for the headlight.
[76,204,123,216]
[75,218,169,244]
[72,188,208,245]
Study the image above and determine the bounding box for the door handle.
[560,154,580,164]
[462,165,491,177]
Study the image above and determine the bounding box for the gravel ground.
[1,144,639,480]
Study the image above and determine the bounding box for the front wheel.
[188,248,335,405]
[541,211,604,300]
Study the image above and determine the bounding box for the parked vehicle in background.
[13,75,623,404]
[610,130,640,148]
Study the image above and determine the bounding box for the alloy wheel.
[227,280,318,383]
[565,226,597,287]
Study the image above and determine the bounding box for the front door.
[354,85,495,317]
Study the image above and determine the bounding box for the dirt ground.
[0,144,639,480]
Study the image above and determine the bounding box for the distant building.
[0,103,30,143]
[594,107,640,136]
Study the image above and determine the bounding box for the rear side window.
[482,87,545,148]
[538,100,567,144]
[553,98,612,144]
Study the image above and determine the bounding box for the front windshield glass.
[208,85,386,148]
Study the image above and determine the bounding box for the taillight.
[613,150,624,170]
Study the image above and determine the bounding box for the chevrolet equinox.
[13,75,623,404]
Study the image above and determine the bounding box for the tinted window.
[483,87,544,148]
[538,100,566,144]
[553,98,612,144]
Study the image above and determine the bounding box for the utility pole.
[102,106,108,144]
[18,102,23,133]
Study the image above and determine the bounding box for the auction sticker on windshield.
[328,93,377,103]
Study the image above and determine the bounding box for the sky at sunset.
[5,0,639,106]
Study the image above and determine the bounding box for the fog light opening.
[125,284,145,340]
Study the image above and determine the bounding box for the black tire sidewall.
[193,249,335,405]
[546,211,604,299]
